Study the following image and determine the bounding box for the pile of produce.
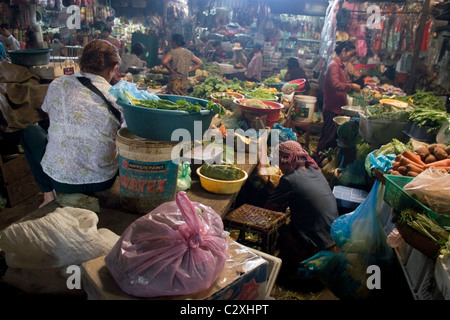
[365,138,411,175]
[150,65,169,74]
[190,77,277,101]
[199,163,244,181]
[244,87,278,101]
[121,90,226,116]
[396,208,450,249]
[392,90,449,134]
[393,89,446,110]
[364,100,413,121]
[263,76,283,85]
[190,77,246,100]
[199,61,223,78]
[239,99,272,109]
[408,108,450,134]
[388,144,450,176]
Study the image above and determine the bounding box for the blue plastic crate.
[333,185,369,209]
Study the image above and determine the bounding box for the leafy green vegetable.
[122,90,226,116]
[397,208,450,245]
[408,107,450,134]
[244,88,278,100]
[393,89,445,111]
[365,103,412,121]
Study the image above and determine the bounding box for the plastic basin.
[236,98,284,128]
[117,94,214,141]
[288,78,306,91]
[196,165,248,194]
[8,49,52,66]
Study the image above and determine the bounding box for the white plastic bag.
[0,207,119,269]
[403,167,450,215]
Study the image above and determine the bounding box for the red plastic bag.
[105,191,229,298]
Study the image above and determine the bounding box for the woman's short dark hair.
[131,42,145,56]
[0,23,10,30]
[335,41,356,54]
[287,57,300,69]
[79,39,121,75]
[172,34,185,47]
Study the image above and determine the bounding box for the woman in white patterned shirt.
[20,39,124,208]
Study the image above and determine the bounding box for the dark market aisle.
[0,132,414,301]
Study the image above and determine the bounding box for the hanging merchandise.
[80,6,85,21]
[86,7,93,23]
[355,23,367,58]
[421,19,433,51]
[335,7,351,31]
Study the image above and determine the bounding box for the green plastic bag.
[177,162,191,191]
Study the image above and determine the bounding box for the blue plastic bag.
[298,180,395,299]
[270,123,297,146]
[369,153,396,173]
[109,80,159,101]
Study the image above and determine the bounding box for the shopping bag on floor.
[105,191,229,298]
[298,180,394,300]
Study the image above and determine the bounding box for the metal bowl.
[333,116,351,128]
[341,105,365,117]
[127,66,146,74]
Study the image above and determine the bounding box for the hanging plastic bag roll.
[105,191,229,298]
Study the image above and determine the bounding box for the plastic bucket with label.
[116,128,180,214]
[294,95,317,123]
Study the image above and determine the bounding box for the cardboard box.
[81,240,268,300]
[0,154,40,207]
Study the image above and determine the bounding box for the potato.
[434,147,448,160]
[414,145,430,161]
[428,143,437,154]
[445,146,450,155]
[425,154,436,163]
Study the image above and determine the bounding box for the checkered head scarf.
[273,141,318,174]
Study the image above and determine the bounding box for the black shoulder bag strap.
[77,76,121,123]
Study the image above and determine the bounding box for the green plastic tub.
[383,174,450,227]
[117,94,215,142]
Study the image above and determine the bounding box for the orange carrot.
[219,124,227,137]
[399,156,424,169]
[406,163,424,174]
[398,166,407,175]
[424,159,450,168]
[402,150,426,166]
[392,161,400,171]
[390,170,401,175]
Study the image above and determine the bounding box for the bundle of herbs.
[408,107,450,134]
[396,208,450,247]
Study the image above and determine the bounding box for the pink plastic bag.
[105,191,229,298]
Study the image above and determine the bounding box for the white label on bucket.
[119,156,178,197]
